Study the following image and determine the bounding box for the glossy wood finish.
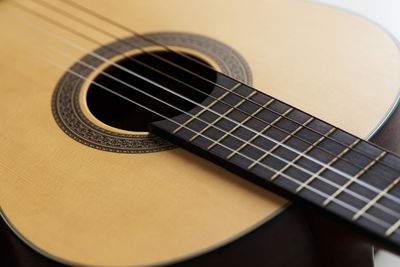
[1,201,378,267]
[371,101,400,154]
[0,0,399,266]
[149,74,400,253]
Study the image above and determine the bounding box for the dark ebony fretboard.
[149,75,400,253]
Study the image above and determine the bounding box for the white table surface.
[309,1,400,266]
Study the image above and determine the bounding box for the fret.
[295,138,361,193]
[149,78,400,252]
[378,151,400,174]
[206,98,275,150]
[247,117,315,171]
[266,125,336,182]
[172,82,242,134]
[322,151,387,207]
[226,107,294,160]
[386,216,400,237]
[353,177,400,221]
[188,90,257,142]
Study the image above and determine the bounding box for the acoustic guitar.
[1,0,400,266]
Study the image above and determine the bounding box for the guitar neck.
[149,75,400,253]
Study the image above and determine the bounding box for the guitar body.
[0,200,380,267]
[0,0,399,266]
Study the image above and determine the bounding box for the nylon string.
[2,0,400,236]
[54,0,400,176]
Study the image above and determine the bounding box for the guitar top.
[0,0,400,266]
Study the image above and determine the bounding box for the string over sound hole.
[52,32,252,153]
[86,51,217,132]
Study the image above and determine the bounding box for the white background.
[309,1,400,266]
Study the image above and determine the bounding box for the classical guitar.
[1,0,400,266]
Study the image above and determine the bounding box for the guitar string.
[52,0,400,175]
[24,51,400,237]
[57,0,218,72]
[11,11,400,225]
[4,5,400,215]
[5,9,400,230]
[8,0,400,208]
[25,0,399,186]
[47,42,400,222]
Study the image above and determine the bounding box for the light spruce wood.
[0,0,399,266]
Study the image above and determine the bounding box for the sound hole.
[86,51,217,132]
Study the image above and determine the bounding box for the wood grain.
[0,0,399,266]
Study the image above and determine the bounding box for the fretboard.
[149,75,400,253]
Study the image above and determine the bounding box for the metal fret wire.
[269,126,337,181]
[295,139,361,193]
[5,2,400,234]
[53,0,400,176]
[8,1,400,200]
[188,90,258,142]
[226,107,293,160]
[322,151,387,207]
[20,0,400,189]
[39,54,400,236]
[207,98,276,150]
[354,177,400,222]
[172,83,242,135]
